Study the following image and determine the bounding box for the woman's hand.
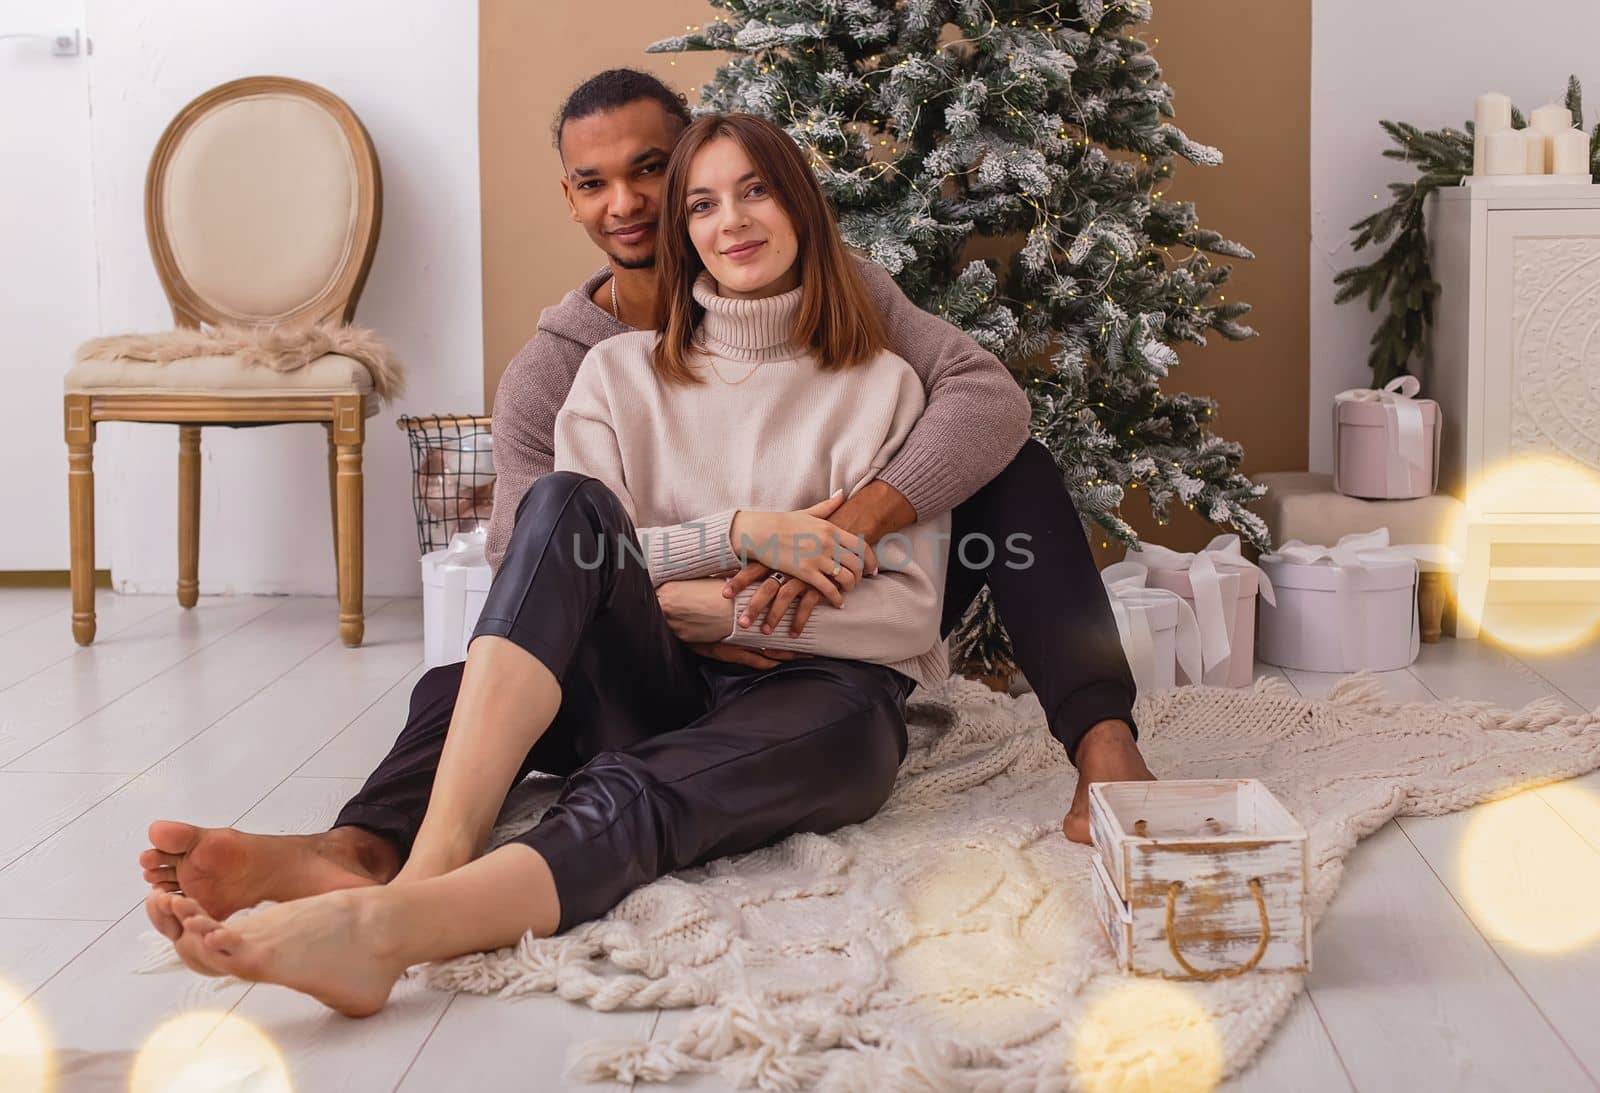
[656,578,743,644]
[727,492,877,607]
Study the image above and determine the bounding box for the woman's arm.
[855,258,1032,522]
[553,357,740,587]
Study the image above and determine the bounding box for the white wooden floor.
[0,589,1595,1092]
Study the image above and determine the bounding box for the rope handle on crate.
[1163,877,1271,980]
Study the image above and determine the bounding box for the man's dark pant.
[334,441,1136,931]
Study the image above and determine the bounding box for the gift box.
[1100,561,1201,695]
[1089,779,1311,979]
[1256,529,1421,672]
[421,528,493,668]
[1333,375,1441,500]
[1126,534,1275,688]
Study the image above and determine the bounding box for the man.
[139,68,1152,940]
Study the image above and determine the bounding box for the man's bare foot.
[139,821,399,922]
[171,890,407,1018]
[1062,719,1156,844]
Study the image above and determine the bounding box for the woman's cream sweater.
[553,272,950,688]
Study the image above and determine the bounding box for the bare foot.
[145,890,227,978]
[139,821,398,920]
[1062,719,1155,844]
[173,889,407,1018]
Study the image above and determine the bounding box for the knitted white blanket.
[423,674,1600,1091]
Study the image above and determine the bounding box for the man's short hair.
[552,68,692,152]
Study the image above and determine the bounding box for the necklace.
[705,356,766,385]
[610,277,620,322]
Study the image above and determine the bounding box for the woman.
[160,114,952,1017]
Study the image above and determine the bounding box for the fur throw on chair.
[77,323,406,401]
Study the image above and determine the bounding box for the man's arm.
[856,258,1033,523]
[485,331,573,575]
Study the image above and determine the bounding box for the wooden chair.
[62,76,383,647]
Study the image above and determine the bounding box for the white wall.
[1310,0,1600,473]
[83,0,481,596]
[0,0,103,569]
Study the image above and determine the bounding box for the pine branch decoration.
[1334,77,1600,388]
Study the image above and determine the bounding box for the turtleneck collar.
[692,271,803,364]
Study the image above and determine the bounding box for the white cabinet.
[1426,182,1600,498]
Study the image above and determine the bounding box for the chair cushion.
[64,352,373,397]
[1249,471,1465,550]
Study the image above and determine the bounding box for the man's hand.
[725,480,917,637]
[684,641,808,670]
[655,578,742,644]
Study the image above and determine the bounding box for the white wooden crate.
[1089,779,1311,979]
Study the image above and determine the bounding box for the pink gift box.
[1144,565,1261,688]
[1333,378,1441,500]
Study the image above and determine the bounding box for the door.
[0,0,99,570]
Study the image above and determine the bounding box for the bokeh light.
[1445,454,1600,653]
[1071,978,1222,1093]
[0,980,53,1093]
[1459,782,1600,954]
[888,845,1079,1044]
[130,1011,291,1093]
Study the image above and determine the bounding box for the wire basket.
[397,415,496,555]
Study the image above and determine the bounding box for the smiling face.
[683,137,801,299]
[558,99,685,269]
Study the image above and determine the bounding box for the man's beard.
[612,252,656,271]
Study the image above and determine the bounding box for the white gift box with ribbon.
[1333,375,1441,500]
[1124,534,1275,689]
[1100,562,1203,695]
[421,527,493,668]
[1256,529,1421,673]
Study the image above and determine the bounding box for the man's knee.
[409,662,465,720]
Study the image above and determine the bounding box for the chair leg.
[64,395,97,645]
[325,423,341,602]
[331,396,365,646]
[177,426,201,608]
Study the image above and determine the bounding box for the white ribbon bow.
[1265,528,1420,671]
[1126,533,1276,680]
[1100,561,1203,696]
[438,528,489,653]
[1334,375,1429,496]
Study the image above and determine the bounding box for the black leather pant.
[334,471,912,933]
[335,441,1137,933]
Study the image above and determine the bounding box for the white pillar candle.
[1531,103,1574,134]
[1475,92,1513,175]
[1486,128,1526,175]
[1552,128,1591,175]
[1524,129,1549,173]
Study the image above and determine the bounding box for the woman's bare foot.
[171,890,407,1018]
[139,821,399,923]
[1062,719,1156,844]
[146,890,229,977]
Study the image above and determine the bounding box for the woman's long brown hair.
[652,113,887,384]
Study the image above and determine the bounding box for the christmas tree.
[650,0,1266,680]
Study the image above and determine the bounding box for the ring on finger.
[829,561,841,578]
[770,572,788,586]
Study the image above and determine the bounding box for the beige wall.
[479,0,722,395]
[480,1,1310,554]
